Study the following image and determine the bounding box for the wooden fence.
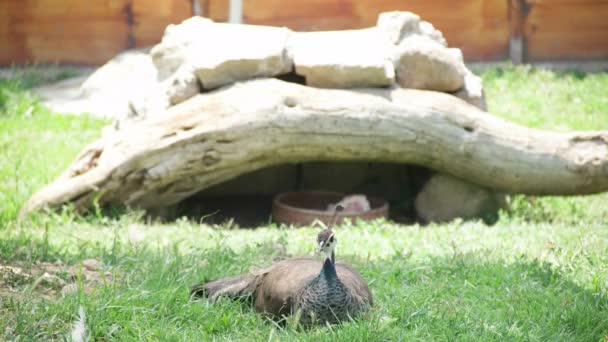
[1,0,607,65]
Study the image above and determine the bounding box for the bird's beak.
[316,242,325,255]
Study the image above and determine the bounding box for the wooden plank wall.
[0,0,131,65]
[524,0,608,61]
[1,0,607,65]
[132,0,192,47]
[203,0,608,62]
[239,0,510,61]
[0,0,191,65]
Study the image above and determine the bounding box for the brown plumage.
[190,206,373,325]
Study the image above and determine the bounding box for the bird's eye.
[329,236,334,243]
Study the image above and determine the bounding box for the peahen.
[190,206,373,325]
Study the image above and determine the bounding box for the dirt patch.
[0,258,113,301]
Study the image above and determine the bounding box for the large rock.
[126,82,170,124]
[35,11,485,125]
[453,72,487,110]
[151,16,215,80]
[36,45,201,123]
[34,48,157,119]
[376,11,447,47]
[419,21,447,47]
[152,18,292,90]
[290,28,395,88]
[127,64,202,122]
[165,64,201,105]
[395,36,466,91]
[192,23,292,89]
[376,11,421,44]
[80,48,157,97]
[415,173,506,223]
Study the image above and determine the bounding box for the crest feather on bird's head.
[317,229,334,245]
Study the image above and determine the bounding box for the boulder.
[34,48,157,119]
[419,21,447,47]
[126,82,170,123]
[166,64,200,105]
[151,16,215,80]
[153,18,292,90]
[191,23,292,89]
[415,173,506,223]
[453,72,487,111]
[290,28,395,88]
[395,35,467,91]
[36,11,485,123]
[376,11,421,44]
[376,11,446,47]
[127,64,201,122]
[80,49,156,97]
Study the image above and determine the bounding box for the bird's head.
[316,204,343,262]
[317,229,337,261]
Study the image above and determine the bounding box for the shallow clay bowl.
[272,191,389,226]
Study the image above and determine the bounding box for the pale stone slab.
[395,35,466,91]
[290,28,395,88]
[151,16,215,80]
[415,173,505,223]
[453,73,487,110]
[377,11,420,44]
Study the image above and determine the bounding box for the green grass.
[0,71,109,228]
[2,218,607,340]
[1,64,608,341]
[477,63,608,131]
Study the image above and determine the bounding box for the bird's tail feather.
[190,273,258,300]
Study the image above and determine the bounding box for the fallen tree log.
[22,78,608,214]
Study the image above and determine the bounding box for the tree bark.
[22,78,608,214]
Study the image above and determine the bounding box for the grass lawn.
[1,63,608,341]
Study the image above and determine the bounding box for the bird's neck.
[322,247,335,264]
[322,253,337,279]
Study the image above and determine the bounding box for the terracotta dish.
[272,191,389,226]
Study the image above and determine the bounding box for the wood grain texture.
[22,79,608,214]
[241,0,510,61]
[133,0,192,47]
[1,0,605,65]
[525,0,608,60]
[0,0,131,65]
[203,0,229,22]
[0,2,27,64]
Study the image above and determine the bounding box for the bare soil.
[0,258,113,301]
